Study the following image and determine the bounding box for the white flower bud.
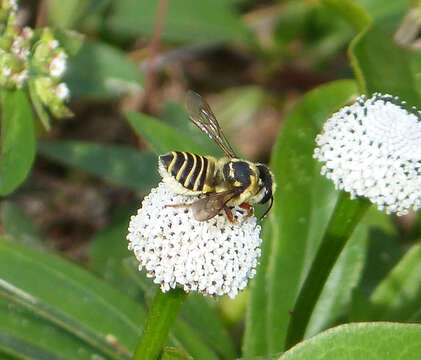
[21,27,33,40]
[49,40,59,50]
[56,83,70,100]
[49,51,67,78]
[314,93,421,215]
[127,183,262,298]
[2,67,11,77]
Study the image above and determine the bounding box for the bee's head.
[255,164,276,219]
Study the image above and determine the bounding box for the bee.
[158,90,276,222]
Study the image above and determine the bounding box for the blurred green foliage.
[1,0,421,359]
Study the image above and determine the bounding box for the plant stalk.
[133,287,188,360]
[285,192,371,349]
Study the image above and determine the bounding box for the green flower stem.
[285,192,371,350]
[133,287,188,360]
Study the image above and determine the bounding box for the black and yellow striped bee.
[158,90,276,222]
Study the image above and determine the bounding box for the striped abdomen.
[159,151,215,193]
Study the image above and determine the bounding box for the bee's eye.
[256,164,273,204]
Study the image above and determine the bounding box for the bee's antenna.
[259,196,274,221]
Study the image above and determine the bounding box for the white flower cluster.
[127,183,262,298]
[0,1,71,119]
[314,93,421,215]
[0,3,33,89]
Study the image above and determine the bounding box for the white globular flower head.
[314,93,421,216]
[127,182,262,298]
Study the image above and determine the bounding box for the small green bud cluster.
[31,28,72,118]
[0,0,32,89]
[0,0,71,118]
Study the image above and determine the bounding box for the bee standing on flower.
[158,90,276,222]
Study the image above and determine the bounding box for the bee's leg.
[239,203,254,218]
[223,206,236,223]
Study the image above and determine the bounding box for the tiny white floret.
[49,51,67,78]
[56,83,70,100]
[314,93,421,215]
[21,27,34,40]
[127,182,262,298]
[2,67,11,77]
[49,40,60,50]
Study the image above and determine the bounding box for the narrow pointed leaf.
[0,331,67,360]
[0,298,107,360]
[305,219,368,337]
[126,111,205,155]
[38,141,158,191]
[369,243,421,321]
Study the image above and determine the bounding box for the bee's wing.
[185,90,237,158]
[190,190,239,221]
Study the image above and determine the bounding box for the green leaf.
[349,288,373,322]
[0,201,46,247]
[38,141,158,191]
[285,194,370,349]
[89,206,143,300]
[0,90,36,196]
[0,238,145,359]
[210,86,265,134]
[322,0,372,32]
[0,298,106,360]
[0,331,67,360]
[357,208,402,296]
[349,25,421,107]
[369,243,421,321]
[280,322,421,359]
[305,217,368,337]
[126,112,205,155]
[358,0,409,30]
[168,320,219,360]
[47,0,87,29]
[108,0,248,44]
[28,79,52,130]
[160,102,220,156]
[52,28,85,56]
[244,80,358,356]
[179,294,238,359]
[64,40,143,99]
